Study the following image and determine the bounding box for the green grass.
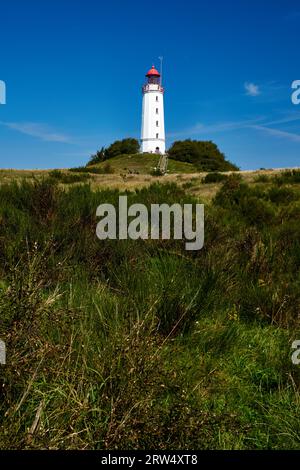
[0,175,300,449]
[69,163,115,174]
[90,153,198,174]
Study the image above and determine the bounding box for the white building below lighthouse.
[141,65,166,154]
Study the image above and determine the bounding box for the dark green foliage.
[202,172,228,184]
[87,147,106,165]
[69,166,102,174]
[254,174,270,183]
[105,138,140,159]
[275,169,300,185]
[49,169,90,184]
[150,167,164,176]
[87,139,140,166]
[48,169,63,179]
[214,175,275,226]
[267,186,297,204]
[168,139,239,171]
[101,162,115,174]
[69,163,114,174]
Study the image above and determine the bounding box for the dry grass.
[1,167,298,203]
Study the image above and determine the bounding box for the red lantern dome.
[146,65,160,77]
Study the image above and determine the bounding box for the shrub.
[275,169,300,186]
[69,164,114,175]
[168,139,239,171]
[182,180,195,189]
[214,175,275,226]
[102,162,114,174]
[86,139,140,166]
[202,172,228,184]
[213,173,244,207]
[69,166,101,174]
[150,167,163,176]
[87,147,106,166]
[254,174,271,183]
[105,138,140,159]
[49,170,90,184]
[267,186,297,204]
[239,195,275,226]
[48,169,63,179]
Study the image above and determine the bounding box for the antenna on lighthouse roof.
[159,56,163,86]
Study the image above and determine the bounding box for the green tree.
[168,139,239,171]
[87,138,140,166]
[105,138,140,159]
[87,147,106,166]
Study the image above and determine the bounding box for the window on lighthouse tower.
[156,108,158,114]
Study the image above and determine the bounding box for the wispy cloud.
[168,111,300,144]
[167,117,265,138]
[263,112,300,127]
[244,82,261,97]
[0,121,72,143]
[250,125,300,143]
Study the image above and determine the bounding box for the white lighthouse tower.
[141,64,165,154]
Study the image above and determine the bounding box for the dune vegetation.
[0,170,300,449]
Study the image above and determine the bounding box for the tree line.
[87,138,239,171]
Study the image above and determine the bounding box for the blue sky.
[0,0,299,170]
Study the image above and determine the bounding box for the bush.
[202,172,228,184]
[48,169,63,179]
[49,170,90,184]
[275,169,300,186]
[105,138,140,159]
[150,167,163,176]
[168,139,239,171]
[254,174,271,183]
[267,186,297,204]
[69,166,102,174]
[240,195,275,226]
[213,173,243,206]
[87,147,106,166]
[86,139,140,166]
[214,175,275,226]
[69,163,114,175]
[102,162,114,174]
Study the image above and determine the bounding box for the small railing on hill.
[157,154,168,175]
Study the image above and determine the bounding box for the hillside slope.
[91,153,198,174]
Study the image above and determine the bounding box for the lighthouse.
[141,65,166,154]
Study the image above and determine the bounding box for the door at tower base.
[141,138,166,155]
[141,65,166,155]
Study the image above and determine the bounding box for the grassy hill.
[90,153,198,174]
